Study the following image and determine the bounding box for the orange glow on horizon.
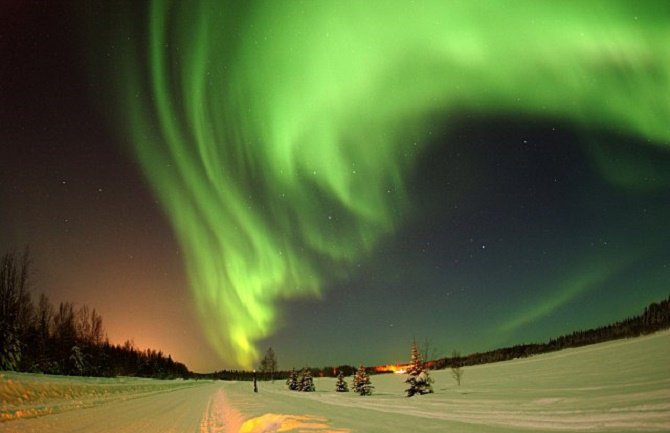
[373,364,408,374]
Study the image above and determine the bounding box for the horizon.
[132,293,670,374]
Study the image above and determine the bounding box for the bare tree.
[259,347,277,382]
[35,293,53,368]
[419,337,440,367]
[53,301,77,369]
[36,293,53,339]
[451,350,464,386]
[73,305,104,346]
[75,304,92,343]
[89,308,104,346]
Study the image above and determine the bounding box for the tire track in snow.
[200,388,246,433]
[199,386,351,433]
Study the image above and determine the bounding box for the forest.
[0,250,188,378]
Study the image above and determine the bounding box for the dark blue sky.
[265,116,670,368]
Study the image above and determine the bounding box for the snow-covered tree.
[299,368,315,392]
[69,345,87,375]
[405,340,434,396]
[286,368,299,391]
[0,326,21,371]
[335,370,349,392]
[0,250,31,371]
[353,364,374,396]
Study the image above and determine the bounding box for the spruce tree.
[286,368,299,391]
[69,345,87,375]
[405,340,434,397]
[353,364,374,396]
[335,370,349,392]
[299,368,315,392]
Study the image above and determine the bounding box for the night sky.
[2,1,669,372]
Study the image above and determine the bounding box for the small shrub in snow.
[353,364,374,396]
[335,370,349,392]
[299,368,315,392]
[405,340,434,397]
[286,368,299,391]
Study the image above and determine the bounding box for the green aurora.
[110,1,670,368]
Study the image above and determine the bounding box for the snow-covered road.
[2,331,669,433]
[1,381,220,433]
[0,379,354,433]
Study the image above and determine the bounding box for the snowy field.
[2,330,669,433]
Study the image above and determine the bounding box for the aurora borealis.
[2,1,670,371]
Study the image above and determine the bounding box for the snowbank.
[1,330,669,432]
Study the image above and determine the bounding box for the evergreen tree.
[286,368,299,391]
[405,340,434,397]
[299,368,315,392]
[353,364,374,396]
[335,370,349,392]
[0,249,33,370]
[0,251,31,370]
[69,345,87,375]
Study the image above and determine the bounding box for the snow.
[2,330,669,432]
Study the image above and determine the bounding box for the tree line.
[194,364,361,382]
[432,294,670,369]
[0,250,188,378]
[3,248,668,380]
